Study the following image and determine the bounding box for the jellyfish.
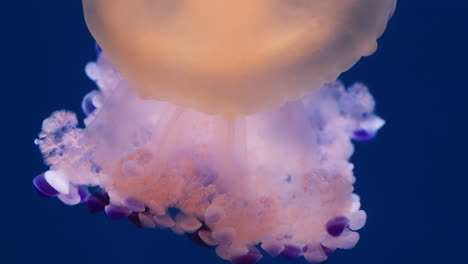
[33,1,396,263]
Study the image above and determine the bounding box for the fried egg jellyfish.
[34,1,396,263]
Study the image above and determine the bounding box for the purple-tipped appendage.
[128,212,142,228]
[352,129,375,141]
[321,244,335,257]
[326,216,349,237]
[124,197,145,212]
[78,186,89,202]
[105,205,132,220]
[232,249,263,264]
[81,91,98,116]
[280,245,303,259]
[95,42,102,54]
[33,173,59,198]
[86,191,110,213]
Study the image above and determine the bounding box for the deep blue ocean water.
[6,1,467,264]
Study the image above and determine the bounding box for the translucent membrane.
[83,0,396,117]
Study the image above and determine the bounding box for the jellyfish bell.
[83,0,396,117]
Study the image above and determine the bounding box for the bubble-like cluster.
[34,52,383,263]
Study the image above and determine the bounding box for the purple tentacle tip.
[78,186,89,202]
[352,129,375,141]
[124,197,145,212]
[87,196,106,213]
[105,205,132,220]
[128,212,142,228]
[81,93,97,116]
[232,250,263,264]
[33,173,59,198]
[280,245,303,259]
[321,244,335,257]
[86,191,110,213]
[188,229,214,249]
[326,216,349,237]
[95,42,102,54]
